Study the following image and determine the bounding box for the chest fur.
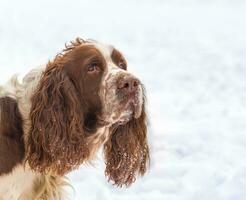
[0,165,37,200]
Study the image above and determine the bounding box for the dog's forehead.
[90,42,114,61]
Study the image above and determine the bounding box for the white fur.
[0,166,37,200]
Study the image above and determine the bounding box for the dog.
[0,38,149,199]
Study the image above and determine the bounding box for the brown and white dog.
[0,38,149,200]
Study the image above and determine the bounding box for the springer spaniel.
[0,38,149,200]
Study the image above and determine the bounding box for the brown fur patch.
[0,97,24,175]
[104,98,149,187]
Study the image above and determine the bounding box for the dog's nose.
[117,76,139,94]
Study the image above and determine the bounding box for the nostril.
[117,77,140,92]
[133,80,139,87]
[124,82,129,88]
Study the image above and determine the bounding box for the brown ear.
[26,64,89,175]
[104,103,150,187]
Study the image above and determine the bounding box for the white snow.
[1,0,246,199]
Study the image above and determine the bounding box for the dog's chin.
[117,110,133,125]
[117,98,143,125]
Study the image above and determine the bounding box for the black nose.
[117,76,139,94]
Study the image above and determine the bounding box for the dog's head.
[26,38,149,187]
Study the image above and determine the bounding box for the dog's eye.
[118,62,127,70]
[87,62,100,73]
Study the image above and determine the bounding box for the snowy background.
[1,0,246,199]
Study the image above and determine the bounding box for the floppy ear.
[26,63,89,175]
[104,103,150,187]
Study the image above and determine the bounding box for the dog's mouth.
[117,94,143,125]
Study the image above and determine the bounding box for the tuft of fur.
[32,173,71,200]
[104,100,149,187]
